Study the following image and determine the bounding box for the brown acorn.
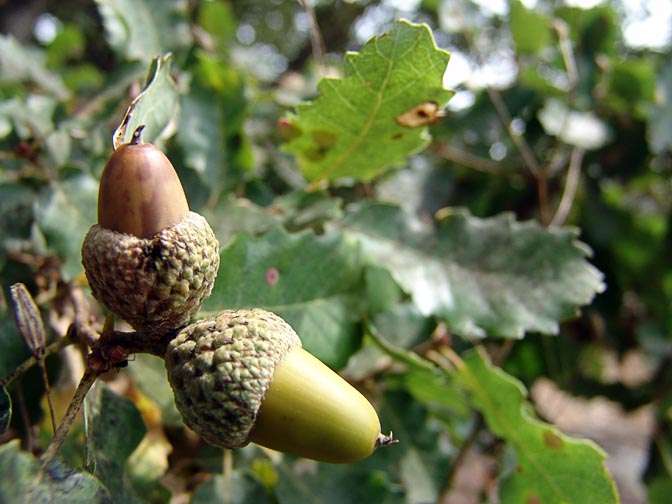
[81,126,220,337]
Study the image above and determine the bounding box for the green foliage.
[203,227,363,367]
[1,0,670,501]
[94,0,191,61]
[509,0,552,54]
[84,383,147,503]
[0,440,112,503]
[456,350,618,503]
[342,203,604,338]
[112,53,180,148]
[284,20,453,182]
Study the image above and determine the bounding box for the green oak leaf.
[84,382,147,504]
[113,53,179,148]
[95,0,191,62]
[0,440,112,503]
[340,203,604,339]
[456,349,618,504]
[33,172,98,280]
[283,19,453,182]
[201,227,363,368]
[0,35,70,100]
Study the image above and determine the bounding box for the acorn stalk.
[81,126,220,337]
[165,309,396,463]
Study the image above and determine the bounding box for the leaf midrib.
[319,27,403,180]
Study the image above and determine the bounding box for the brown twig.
[433,142,505,174]
[551,19,579,91]
[550,147,584,227]
[39,368,100,471]
[458,10,551,223]
[297,0,327,74]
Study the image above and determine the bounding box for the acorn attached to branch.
[81,126,220,337]
[165,308,396,464]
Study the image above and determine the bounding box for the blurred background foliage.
[0,0,671,502]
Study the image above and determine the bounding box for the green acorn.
[165,308,396,463]
[81,126,220,337]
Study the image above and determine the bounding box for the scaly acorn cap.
[81,126,220,337]
[165,309,396,463]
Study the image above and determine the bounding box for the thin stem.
[0,335,74,389]
[222,449,234,504]
[485,87,550,224]
[433,142,504,174]
[552,19,579,91]
[440,413,485,498]
[297,0,327,74]
[459,11,550,223]
[550,147,584,227]
[38,363,57,435]
[492,339,516,367]
[40,369,99,470]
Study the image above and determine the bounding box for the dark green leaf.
[456,349,618,503]
[95,0,191,62]
[272,190,345,232]
[509,0,553,54]
[84,382,147,504]
[602,58,656,116]
[201,227,363,368]
[649,477,672,504]
[113,53,180,148]
[283,20,452,182]
[202,195,280,247]
[0,35,70,99]
[386,368,470,418]
[192,473,271,504]
[0,95,57,139]
[33,173,98,280]
[0,386,10,434]
[0,314,30,379]
[177,83,226,190]
[365,266,404,316]
[0,440,112,504]
[196,1,237,48]
[371,302,431,348]
[341,203,605,339]
[0,183,36,269]
[275,462,402,504]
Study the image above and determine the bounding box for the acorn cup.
[164,308,397,464]
[81,126,220,337]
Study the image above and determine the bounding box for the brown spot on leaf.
[392,132,403,140]
[311,130,337,149]
[526,494,541,504]
[277,117,302,141]
[265,267,280,286]
[303,147,325,162]
[543,430,564,449]
[395,101,445,128]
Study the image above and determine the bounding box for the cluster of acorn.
[80,126,395,464]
